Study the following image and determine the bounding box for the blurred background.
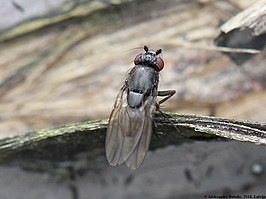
[0,0,265,138]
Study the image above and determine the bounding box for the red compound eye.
[134,54,142,65]
[156,57,164,71]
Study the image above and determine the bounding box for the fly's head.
[134,46,164,71]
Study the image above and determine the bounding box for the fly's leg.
[156,90,184,137]
[153,120,164,138]
[152,90,176,138]
[157,90,176,106]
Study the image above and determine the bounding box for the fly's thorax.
[126,65,159,108]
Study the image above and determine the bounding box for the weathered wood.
[216,0,266,64]
[0,0,123,42]
[221,0,266,36]
[0,113,265,172]
[156,112,266,144]
[0,0,265,139]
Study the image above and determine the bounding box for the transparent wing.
[125,96,156,169]
[105,87,156,169]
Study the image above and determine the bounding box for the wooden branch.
[0,113,265,169]
[154,113,266,144]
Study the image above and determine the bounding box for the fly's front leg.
[156,90,176,110]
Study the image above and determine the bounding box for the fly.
[105,46,176,169]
